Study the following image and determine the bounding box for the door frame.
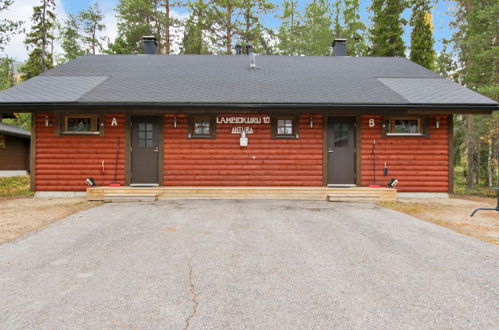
[125,114,164,186]
[323,115,361,186]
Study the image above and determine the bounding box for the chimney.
[235,43,242,55]
[246,43,253,55]
[142,36,157,54]
[332,38,347,56]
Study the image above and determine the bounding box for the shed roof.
[0,123,31,139]
[0,55,496,109]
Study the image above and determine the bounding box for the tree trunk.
[466,114,474,188]
[92,25,96,55]
[290,1,295,52]
[41,0,47,73]
[165,0,170,54]
[245,1,251,44]
[50,26,54,65]
[476,138,481,185]
[334,0,340,38]
[226,6,233,54]
[487,133,493,187]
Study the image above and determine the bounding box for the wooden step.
[87,187,397,202]
[103,194,158,203]
[327,194,380,202]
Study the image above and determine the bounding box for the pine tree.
[108,0,156,54]
[238,0,275,53]
[22,0,56,79]
[79,2,106,55]
[181,0,210,54]
[0,57,14,90]
[162,0,171,54]
[332,0,341,38]
[276,0,302,55]
[61,15,84,61]
[453,0,498,101]
[409,0,436,69]
[450,0,498,188]
[299,0,333,56]
[369,0,406,56]
[203,0,243,54]
[108,0,178,54]
[0,58,32,128]
[435,39,455,78]
[0,0,23,51]
[343,0,367,56]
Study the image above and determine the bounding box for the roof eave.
[0,102,496,113]
[0,131,31,139]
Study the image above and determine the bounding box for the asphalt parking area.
[0,200,497,328]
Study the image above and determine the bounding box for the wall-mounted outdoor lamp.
[44,115,49,127]
[435,117,440,129]
[309,117,314,128]
[240,130,248,147]
[173,116,177,128]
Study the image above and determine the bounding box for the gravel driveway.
[0,200,497,329]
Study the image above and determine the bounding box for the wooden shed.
[0,38,496,199]
[0,122,30,177]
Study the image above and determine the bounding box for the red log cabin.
[0,38,496,198]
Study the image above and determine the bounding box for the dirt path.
[379,195,498,245]
[0,197,100,243]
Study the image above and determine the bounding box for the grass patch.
[0,176,33,197]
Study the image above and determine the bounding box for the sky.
[1,0,456,62]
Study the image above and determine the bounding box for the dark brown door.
[327,117,356,185]
[131,116,160,184]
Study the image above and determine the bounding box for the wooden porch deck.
[86,186,397,202]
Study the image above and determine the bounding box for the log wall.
[360,114,449,192]
[163,114,324,186]
[34,112,451,192]
[35,113,126,191]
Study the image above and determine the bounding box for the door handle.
[153,147,159,152]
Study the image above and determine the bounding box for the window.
[333,123,349,147]
[138,123,153,147]
[61,114,101,135]
[194,120,210,136]
[390,118,420,134]
[277,119,293,135]
[188,116,215,139]
[383,116,428,137]
[272,117,299,139]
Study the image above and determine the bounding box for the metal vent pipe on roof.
[235,43,242,55]
[142,36,158,54]
[332,38,347,56]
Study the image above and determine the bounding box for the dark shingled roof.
[0,122,30,138]
[0,54,496,107]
